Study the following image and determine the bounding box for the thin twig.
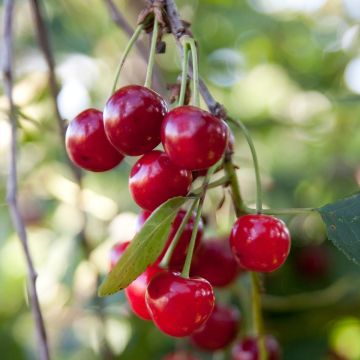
[2,1,50,359]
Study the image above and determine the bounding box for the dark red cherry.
[65,109,124,172]
[231,335,281,360]
[191,303,240,351]
[129,150,192,211]
[158,210,203,270]
[161,105,228,171]
[163,352,200,360]
[109,241,130,271]
[191,238,241,287]
[295,244,330,280]
[103,85,168,156]
[230,215,291,272]
[135,210,152,232]
[125,265,162,320]
[146,271,215,337]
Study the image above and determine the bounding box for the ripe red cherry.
[163,352,200,360]
[125,265,162,320]
[191,238,241,287]
[65,109,124,172]
[146,271,215,337]
[230,214,291,272]
[103,85,168,156]
[159,210,203,270]
[135,210,152,232]
[191,303,240,351]
[231,335,281,360]
[109,241,130,271]
[129,150,192,211]
[161,105,228,171]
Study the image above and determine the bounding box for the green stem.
[160,200,197,268]
[191,175,229,195]
[182,36,200,107]
[111,24,143,95]
[181,161,219,277]
[144,18,158,88]
[246,207,315,215]
[223,153,246,216]
[178,42,190,106]
[228,116,262,214]
[250,272,267,360]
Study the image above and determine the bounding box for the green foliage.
[98,197,188,296]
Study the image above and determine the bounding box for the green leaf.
[98,197,189,297]
[317,193,360,265]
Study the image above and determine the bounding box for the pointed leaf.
[317,193,360,265]
[98,196,189,297]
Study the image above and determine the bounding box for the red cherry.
[163,352,200,360]
[159,210,203,271]
[146,271,215,337]
[161,105,228,171]
[295,244,330,280]
[103,85,168,156]
[191,238,241,287]
[135,210,152,232]
[125,265,162,320]
[191,303,240,351]
[129,150,192,211]
[231,335,281,360]
[109,241,130,271]
[230,215,291,272]
[65,109,124,172]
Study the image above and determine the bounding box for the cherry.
[103,85,168,156]
[161,105,229,171]
[65,109,124,172]
[135,210,152,232]
[295,244,330,280]
[163,352,200,360]
[109,241,130,271]
[191,303,240,351]
[230,214,291,272]
[125,265,162,320]
[159,210,203,271]
[231,335,281,360]
[129,150,192,211]
[191,238,241,287]
[146,271,215,337]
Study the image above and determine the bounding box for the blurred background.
[0,0,360,359]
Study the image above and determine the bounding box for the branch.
[2,1,50,359]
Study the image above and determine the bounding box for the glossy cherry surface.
[103,85,168,156]
[163,352,200,360]
[65,109,124,172]
[129,150,192,211]
[146,271,215,337]
[191,303,240,351]
[125,265,162,320]
[230,215,291,272]
[161,105,228,170]
[231,335,281,360]
[191,238,241,287]
[159,210,203,270]
[109,241,130,271]
[135,210,152,232]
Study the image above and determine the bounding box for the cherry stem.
[178,42,190,106]
[250,272,267,360]
[182,36,200,107]
[246,207,315,215]
[181,161,219,278]
[191,175,229,195]
[111,24,143,95]
[227,116,263,214]
[160,199,198,268]
[144,17,158,89]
